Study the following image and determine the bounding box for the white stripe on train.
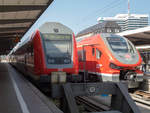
[79,70,143,77]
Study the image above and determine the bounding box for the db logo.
[125,54,131,58]
[96,64,102,68]
[58,68,63,71]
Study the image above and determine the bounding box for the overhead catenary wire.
[82,0,123,21]
[76,0,125,32]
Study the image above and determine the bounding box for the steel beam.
[0,32,23,37]
[22,0,54,39]
[127,36,150,41]
[62,84,79,113]
[51,82,116,98]
[111,83,141,113]
[134,41,150,45]
[0,19,35,24]
[0,27,27,32]
[0,47,13,51]
[0,5,46,12]
[0,36,21,39]
[143,32,150,35]
[57,82,140,113]
[0,30,25,34]
[0,40,13,44]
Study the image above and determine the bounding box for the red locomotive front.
[77,33,143,88]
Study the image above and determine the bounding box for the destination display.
[42,33,72,40]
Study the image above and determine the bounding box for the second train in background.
[77,33,143,88]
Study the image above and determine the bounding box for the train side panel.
[33,31,47,75]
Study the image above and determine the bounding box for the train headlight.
[109,63,124,70]
[48,59,55,63]
[64,59,71,64]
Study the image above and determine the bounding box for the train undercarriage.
[77,70,143,89]
[38,72,141,113]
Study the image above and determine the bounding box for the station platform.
[0,63,62,113]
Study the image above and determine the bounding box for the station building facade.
[97,14,149,31]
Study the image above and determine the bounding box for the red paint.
[77,34,143,75]
[11,29,79,79]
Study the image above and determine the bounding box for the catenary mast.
[128,0,130,17]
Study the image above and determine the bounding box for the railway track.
[134,90,150,100]
[76,96,111,112]
[130,90,150,106]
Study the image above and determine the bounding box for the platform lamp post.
[14,36,20,44]
[12,35,20,48]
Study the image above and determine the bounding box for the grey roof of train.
[76,21,120,37]
[39,22,73,34]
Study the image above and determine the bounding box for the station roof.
[0,0,53,55]
[76,21,120,37]
[117,26,150,46]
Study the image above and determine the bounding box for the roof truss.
[0,0,53,55]
[0,5,46,12]
[0,19,35,24]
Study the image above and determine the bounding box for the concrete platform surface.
[136,102,150,113]
[0,63,62,113]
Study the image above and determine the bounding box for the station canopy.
[117,26,150,46]
[0,0,53,55]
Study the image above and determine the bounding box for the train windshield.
[107,36,135,53]
[42,33,72,64]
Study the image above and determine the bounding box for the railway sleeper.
[50,82,141,113]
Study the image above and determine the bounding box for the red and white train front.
[77,33,143,88]
[10,22,78,84]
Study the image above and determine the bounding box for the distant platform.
[144,72,150,77]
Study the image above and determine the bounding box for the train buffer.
[51,82,141,113]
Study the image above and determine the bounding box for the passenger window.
[78,50,86,61]
[96,49,101,59]
[92,48,95,56]
[78,51,82,61]
[107,28,112,33]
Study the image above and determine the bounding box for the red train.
[10,22,79,83]
[77,33,143,88]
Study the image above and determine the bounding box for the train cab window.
[96,49,101,59]
[128,41,135,53]
[115,29,120,33]
[92,48,95,56]
[107,28,112,33]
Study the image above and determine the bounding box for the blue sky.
[21,0,150,42]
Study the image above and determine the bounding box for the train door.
[89,47,96,73]
[82,46,96,73]
[86,46,101,74]
[95,48,102,73]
